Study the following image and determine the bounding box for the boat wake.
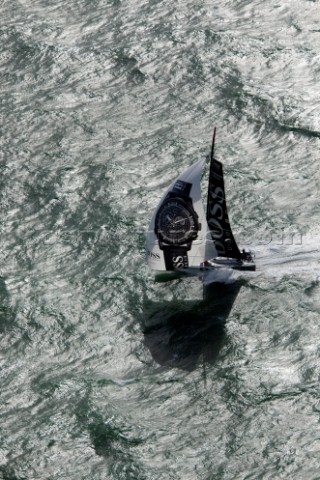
[202,238,320,286]
[253,241,320,280]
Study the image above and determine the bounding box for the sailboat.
[146,129,255,277]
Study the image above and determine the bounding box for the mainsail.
[146,159,217,272]
[206,132,241,259]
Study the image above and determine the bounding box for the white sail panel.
[146,159,217,272]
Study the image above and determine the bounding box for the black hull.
[201,257,256,272]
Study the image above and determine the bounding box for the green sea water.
[1,1,320,479]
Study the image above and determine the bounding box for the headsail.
[206,130,241,259]
[146,159,217,272]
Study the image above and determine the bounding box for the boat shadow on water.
[142,282,242,371]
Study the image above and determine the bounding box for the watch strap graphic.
[172,180,192,197]
[163,246,189,270]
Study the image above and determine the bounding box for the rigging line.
[210,127,217,162]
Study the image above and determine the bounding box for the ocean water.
[1,1,320,478]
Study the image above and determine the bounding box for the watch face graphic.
[155,198,198,245]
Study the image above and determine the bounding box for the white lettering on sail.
[214,240,226,255]
[208,218,224,239]
[210,203,224,220]
[208,184,226,254]
[207,168,240,258]
[173,256,185,268]
[211,186,224,203]
[208,186,225,238]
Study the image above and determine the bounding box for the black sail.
[206,156,241,259]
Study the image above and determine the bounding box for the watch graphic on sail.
[146,158,215,272]
[154,180,200,270]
